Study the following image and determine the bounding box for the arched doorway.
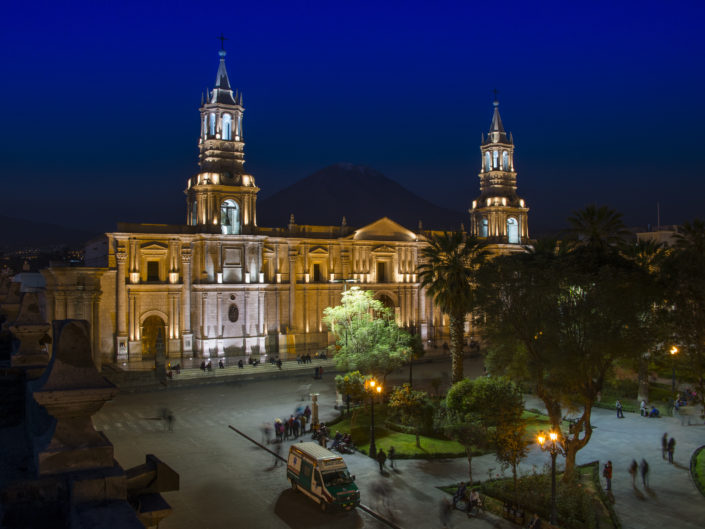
[141,315,166,358]
[377,294,395,311]
[507,217,519,244]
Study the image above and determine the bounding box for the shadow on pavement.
[274,489,366,528]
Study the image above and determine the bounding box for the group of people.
[375,446,396,472]
[628,458,650,488]
[296,352,326,364]
[268,406,312,443]
[452,482,482,515]
[662,432,676,463]
[638,400,661,417]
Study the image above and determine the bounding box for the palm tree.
[673,219,705,253]
[566,204,630,250]
[418,231,488,384]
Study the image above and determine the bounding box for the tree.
[335,370,367,421]
[387,384,429,448]
[478,209,657,479]
[323,287,411,380]
[444,376,525,484]
[418,231,488,384]
[566,204,631,251]
[662,219,705,416]
[494,420,529,505]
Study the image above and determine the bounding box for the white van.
[287,442,360,512]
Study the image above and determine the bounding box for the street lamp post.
[537,431,564,526]
[670,346,679,395]
[366,378,383,459]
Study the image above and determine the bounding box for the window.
[507,217,519,244]
[493,150,499,169]
[377,262,387,283]
[190,201,198,225]
[222,114,232,140]
[484,152,491,172]
[228,304,239,322]
[313,263,322,282]
[503,151,509,170]
[220,199,240,235]
[481,217,488,238]
[209,113,216,136]
[147,261,160,282]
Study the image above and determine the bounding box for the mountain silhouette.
[258,163,467,231]
[0,215,98,251]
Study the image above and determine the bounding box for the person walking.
[628,459,638,486]
[640,459,649,488]
[662,433,668,460]
[603,461,613,491]
[439,497,452,529]
[388,446,396,469]
[667,437,676,463]
[376,448,387,473]
[616,400,624,418]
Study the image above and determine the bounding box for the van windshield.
[321,469,353,487]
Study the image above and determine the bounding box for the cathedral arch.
[221,199,240,235]
[507,217,519,244]
[139,311,168,358]
[480,217,489,238]
[222,114,232,140]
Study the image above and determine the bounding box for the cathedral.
[41,49,530,369]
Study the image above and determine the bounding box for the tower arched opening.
[221,199,240,235]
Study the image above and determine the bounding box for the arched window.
[209,113,216,136]
[222,114,232,140]
[481,217,489,238]
[191,201,198,225]
[493,150,499,169]
[484,152,491,172]
[507,217,519,244]
[220,199,240,235]
[503,151,509,170]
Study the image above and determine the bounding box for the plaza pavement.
[93,357,705,529]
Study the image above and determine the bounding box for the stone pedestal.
[9,292,51,378]
[29,320,117,476]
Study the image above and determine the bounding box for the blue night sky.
[1,0,704,234]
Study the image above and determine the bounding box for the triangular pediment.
[140,241,168,250]
[371,245,396,253]
[352,217,417,241]
[309,246,329,255]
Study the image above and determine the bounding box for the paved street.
[93,358,705,529]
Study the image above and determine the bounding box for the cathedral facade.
[41,50,529,369]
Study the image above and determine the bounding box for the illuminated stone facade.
[42,50,530,367]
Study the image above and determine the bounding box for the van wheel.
[290,480,297,492]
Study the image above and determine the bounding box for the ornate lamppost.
[365,378,383,458]
[537,431,564,525]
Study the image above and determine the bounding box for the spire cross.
[218,33,227,50]
[492,88,499,102]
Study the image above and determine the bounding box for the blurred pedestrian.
[616,400,624,418]
[272,441,282,467]
[629,459,638,486]
[667,437,676,463]
[603,461,613,491]
[388,445,396,468]
[661,433,668,460]
[640,459,649,487]
[439,497,452,528]
[377,449,387,473]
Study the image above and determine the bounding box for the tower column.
[181,246,193,354]
[116,247,128,363]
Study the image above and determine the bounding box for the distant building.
[42,49,530,368]
[636,225,679,247]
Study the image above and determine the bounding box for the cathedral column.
[288,250,297,330]
[216,292,223,354]
[116,247,128,363]
[181,246,193,354]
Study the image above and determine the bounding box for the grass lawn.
[692,446,705,497]
[331,405,467,457]
[522,410,552,437]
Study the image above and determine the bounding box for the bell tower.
[186,47,258,234]
[469,97,529,244]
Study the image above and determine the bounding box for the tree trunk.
[449,312,466,384]
[415,429,421,448]
[562,405,594,482]
[637,354,650,402]
[465,445,474,485]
